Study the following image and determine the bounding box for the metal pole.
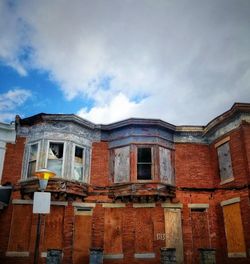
[34,213,41,264]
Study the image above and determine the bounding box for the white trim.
[228,252,247,258]
[220,197,241,207]
[12,199,33,205]
[103,254,124,259]
[134,253,155,259]
[188,203,209,209]
[161,203,183,209]
[133,203,155,208]
[72,202,96,208]
[102,203,125,208]
[220,177,235,185]
[6,251,29,257]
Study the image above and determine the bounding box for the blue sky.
[1,0,250,125]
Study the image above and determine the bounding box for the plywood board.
[8,205,32,251]
[135,208,153,253]
[164,209,183,263]
[114,146,130,183]
[217,142,233,181]
[223,203,246,255]
[104,208,123,254]
[73,214,92,264]
[42,206,64,251]
[159,147,174,185]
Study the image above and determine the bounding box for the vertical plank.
[104,208,123,254]
[223,203,246,256]
[217,142,233,181]
[73,213,92,264]
[114,146,130,183]
[159,147,174,185]
[135,208,153,253]
[42,206,64,251]
[8,205,32,251]
[164,209,183,263]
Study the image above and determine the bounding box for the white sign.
[33,192,51,214]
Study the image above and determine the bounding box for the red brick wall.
[175,143,214,188]
[90,142,109,186]
[1,137,25,185]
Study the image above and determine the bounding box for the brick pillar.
[91,204,104,248]
[62,203,74,264]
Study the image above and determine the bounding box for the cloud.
[0,88,32,122]
[1,0,250,124]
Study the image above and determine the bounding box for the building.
[0,102,250,264]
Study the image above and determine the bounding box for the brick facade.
[0,103,249,263]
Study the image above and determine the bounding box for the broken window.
[27,143,38,177]
[47,142,64,176]
[137,147,152,180]
[73,146,84,181]
[217,142,233,182]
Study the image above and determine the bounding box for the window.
[47,142,64,176]
[137,147,152,180]
[217,142,233,182]
[27,143,39,178]
[73,146,84,181]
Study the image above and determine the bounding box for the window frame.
[26,141,40,178]
[45,140,66,177]
[136,145,153,181]
[72,144,85,182]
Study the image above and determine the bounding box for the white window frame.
[26,141,40,178]
[72,144,85,182]
[45,140,66,177]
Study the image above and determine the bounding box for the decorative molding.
[220,197,240,207]
[188,203,209,209]
[6,251,29,257]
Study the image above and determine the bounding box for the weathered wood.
[159,147,175,185]
[217,142,233,181]
[222,202,246,256]
[164,208,183,263]
[73,214,92,264]
[114,146,130,183]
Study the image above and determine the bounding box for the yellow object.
[35,168,56,180]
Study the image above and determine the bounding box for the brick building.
[0,102,250,264]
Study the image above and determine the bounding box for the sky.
[0,0,250,125]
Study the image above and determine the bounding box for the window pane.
[27,160,36,178]
[49,143,64,159]
[28,143,38,177]
[47,160,62,176]
[137,164,151,180]
[138,148,151,162]
[74,146,84,181]
[29,144,38,161]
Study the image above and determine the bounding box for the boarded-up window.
[191,209,210,263]
[222,202,246,257]
[8,205,32,252]
[47,142,64,176]
[73,209,92,264]
[135,208,153,253]
[42,206,64,251]
[27,143,39,178]
[217,142,233,182]
[164,209,183,263]
[104,208,123,254]
[159,147,174,185]
[114,146,130,183]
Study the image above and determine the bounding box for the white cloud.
[1,0,250,124]
[0,88,32,122]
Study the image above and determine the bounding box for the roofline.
[16,102,250,134]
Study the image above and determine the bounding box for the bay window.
[47,142,64,177]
